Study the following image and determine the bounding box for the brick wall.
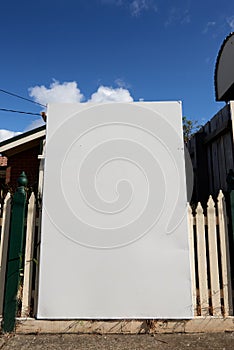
[6,145,41,191]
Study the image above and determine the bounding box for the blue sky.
[0,0,233,141]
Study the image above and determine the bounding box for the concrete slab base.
[1,317,231,334]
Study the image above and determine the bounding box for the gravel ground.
[0,333,234,350]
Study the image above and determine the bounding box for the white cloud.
[29,80,133,105]
[28,80,84,106]
[101,0,157,17]
[130,0,157,17]
[1,80,134,143]
[1,80,133,136]
[165,7,190,27]
[89,85,133,103]
[0,129,22,143]
[114,78,131,89]
[24,118,45,132]
[226,16,234,30]
[101,0,123,5]
[202,21,216,34]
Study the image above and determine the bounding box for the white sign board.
[37,102,193,319]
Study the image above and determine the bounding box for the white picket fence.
[188,191,233,317]
[0,190,233,318]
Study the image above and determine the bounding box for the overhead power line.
[0,108,41,116]
[0,88,46,108]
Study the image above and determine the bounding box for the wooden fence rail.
[0,190,233,321]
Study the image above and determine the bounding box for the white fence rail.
[0,190,233,318]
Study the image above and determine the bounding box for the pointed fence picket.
[0,189,233,321]
[217,191,233,316]
[188,205,197,316]
[21,192,37,317]
[207,196,222,316]
[194,202,209,316]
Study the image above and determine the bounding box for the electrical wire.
[0,108,41,116]
[0,88,46,108]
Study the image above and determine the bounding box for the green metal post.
[2,172,28,332]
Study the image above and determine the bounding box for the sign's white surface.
[37,102,193,319]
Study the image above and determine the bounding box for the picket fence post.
[195,202,209,315]
[217,191,233,316]
[207,196,222,316]
[188,204,197,316]
[21,192,36,317]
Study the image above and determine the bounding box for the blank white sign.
[37,102,193,319]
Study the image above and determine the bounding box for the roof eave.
[0,125,46,154]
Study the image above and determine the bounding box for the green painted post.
[2,172,28,332]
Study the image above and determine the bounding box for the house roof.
[0,125,46,157]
